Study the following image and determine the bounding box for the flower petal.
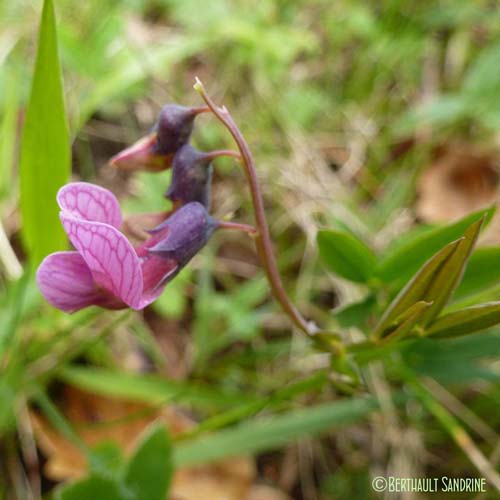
[60,214,143,309]
[136,227,178,308]
[138,254,178,308]
[37,252,105,313]
[57,182,122,228]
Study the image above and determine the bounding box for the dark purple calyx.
[148,202,217,267]
[155,105,204,154]
[166,144,214,209]
[110,104,208,172]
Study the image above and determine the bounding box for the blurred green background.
[1,1,500,499]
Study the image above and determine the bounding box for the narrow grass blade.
[173,396,379,467]
[58,366,253,409]
[19,0,70,265]
[183,372,328,438]
[406,376,500,491]
[32,385,88,454]
[0,269,31,360]
[0,71,19,201]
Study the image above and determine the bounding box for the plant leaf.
[426,302,500,338]
[378,301,432,342]
[124,424,173,500]
[463,41,500,95]
[317,229,376,283]
[454,247,500,300]
[375,239,460,335]
[402,333,500,383]
[375,208,494,284]
[57,476,125,500]
[88,442,124,478]
[418,217,483,325]
[334,295,376,328]
[375,217,484,335]
[19,0,70,265]
[0,70,19,201]
[174,396,379,467]
[58,366,253,409]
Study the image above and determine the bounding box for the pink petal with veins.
[60,213,143,309]
[57,182,122,228]
[135,224,178,308]
[138,254,177,308]
[36,252,105,313]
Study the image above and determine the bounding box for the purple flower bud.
[166,145,213,209]
[148,202,217,266]
[109,105,207,172]
[155,105,199,154]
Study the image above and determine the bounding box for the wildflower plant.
[28,79,500,498]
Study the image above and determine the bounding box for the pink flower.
[36,182,216,313]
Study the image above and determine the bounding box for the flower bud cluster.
[37,104,241,313]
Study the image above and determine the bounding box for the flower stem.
[194,78,315,335]
[217,220,257,235]
[192,105,212,115]
[204,149,242,161]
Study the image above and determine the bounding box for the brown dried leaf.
[417,146,498,223]
[30,387,288,500]
[171,457,255,500]
[245,484,291,500]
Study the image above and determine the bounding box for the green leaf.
[335,295,376,328]
[124,424,173,500]
[463,41,500,95]
[375,208,494,284]
[375,217,484,335]
[317,229,376,282]
[0,71,19,201]
[417,218,483,325]
[454,247,500,300]
[378,301,432,342]
[402,334,500,383]
[187,372,329,437]
[375,239,459,335]
[58,366,252,409]
[57,476,125,500]
[88,442,124,478]
[426,302,500,339]
[0,270,31,359]
[0,380,16,433]
[174,396,379,467]
[19,0,70,265]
